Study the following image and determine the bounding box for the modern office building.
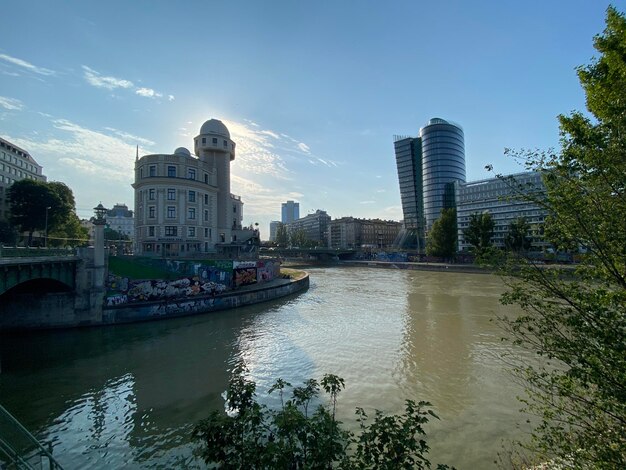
[456,171,548,251]
[286,210,330,245]
[133,119,244,257]
[106,203,134,239]
[393,118,466,251]
[269,220,281,242]
[281,200,300,224]
[327,217,401,249]
[0,137,47,221]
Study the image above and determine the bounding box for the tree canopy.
[496,6,626,467]
[462,212,494,253]
[426,208,457,259]
[275,223,289,247]
[504,217,531,253]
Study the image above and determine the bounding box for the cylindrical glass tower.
[420,118,466,231]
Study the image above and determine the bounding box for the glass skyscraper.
[393,118,466,251]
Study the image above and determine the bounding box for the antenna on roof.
[135,145,139,161]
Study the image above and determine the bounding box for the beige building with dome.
[133,119,244,257]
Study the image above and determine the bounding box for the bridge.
[0,254,78,296]
[259,247,358,260]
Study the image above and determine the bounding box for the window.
[212,137,218,144]
[204,228,209,237]
[167,165,176,177]
[204,209,209,221]
[187,168,196,180]
[167,188,176,200]
[223,139,228,148]
[149,165,156,176]
[188,227,196,237]
[140,167,143,178]
[188,208,196,220]
[204,173,208,184]
[204,194,208,204]
[148,206,156,218]
[233,205,237,213]
[149,226,155,236]
[165,226,177,236]
[202,137,206,144]
[167,206,176,218]
[149,188,155,200]
[188,190,196,203]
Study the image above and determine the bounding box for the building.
[0,137,47,221]
[394,118,466,251]
[106,203,134,239]
[269,220,281,242]
[281,200,300,224]
[133,119,244,257]
[327,217,401,249]
[456,171,548,251]
[286,210,330,246]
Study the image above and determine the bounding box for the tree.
[289,228,308,248]
[194,363,452,469]
[8,179,60,246]
[463,211,494,253]
[426,208,457,259]
[48,213,89,247]
[0,220,18,245]
[504,217,531,253]
[496,7,626,467]
[275,223,289,247]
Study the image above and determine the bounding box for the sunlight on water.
[0,267,529,468]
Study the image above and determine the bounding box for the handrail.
[0,404,64,469]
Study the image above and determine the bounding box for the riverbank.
[283,259,492,274]
[101,271,310,325]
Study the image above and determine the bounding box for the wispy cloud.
[104,127,155,146]
[0,53,55,76]
[231,174,303,215]
[0,96,23,111]
[82,65,133,90]
[136,87,161,98]
[297,142,310,153]
[82,65,171,101]
[360,200,376,204]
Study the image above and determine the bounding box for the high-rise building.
[286,210,330,246]
[269,220,281,242]
[281,200,299,224]
[394,118,466,251]
[133,119,243,257]
[456,171,548,251]
[0,137,47,221]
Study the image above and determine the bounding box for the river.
[0,266,530,469]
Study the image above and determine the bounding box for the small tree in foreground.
[194,363,452,469]
[426,208,457,260]
[463,212,494,254]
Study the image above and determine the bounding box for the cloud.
[136,87,162,98]
[231,174,303,216]
[0,53,55,76]
[297,142,310,153]
[0,96,23,111]
[104,127,155,146]
[360,200,376,204]
[82,65,133,90]
[376,189,386,193]
[82,66,173,101]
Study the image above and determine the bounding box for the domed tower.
[194,119,236,241]
[419,118,465,231]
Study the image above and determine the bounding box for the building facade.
[133,119,243,257]
[106,203,134,239]
[286,210,330,246]
[0,137,47,221]
[327,217,401,249]
[269,220,281,242]
[281,200,300,224]
[456,171,548,251]
[393,118,465,251]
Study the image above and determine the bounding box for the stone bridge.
[0,256,79,296]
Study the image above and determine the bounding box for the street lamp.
[44,206,51,248]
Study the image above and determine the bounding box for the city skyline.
[0,1,613,236]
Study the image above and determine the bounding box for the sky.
[0,1,616,238]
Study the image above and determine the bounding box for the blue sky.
[0,1,614,237]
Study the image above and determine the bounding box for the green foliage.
[194,363,452,469]
[495,7,626,467]
[504,217,531,253]
[8,179,82,246]
[426,208,457,259]
[463,212,494,253]
[289,228,308,248]
[0,220,18,244]
[275,223,289,247]
[48,213,89,247]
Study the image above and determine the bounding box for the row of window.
[0,150,38,173]
[145,188,209,204]
[140,164,209,182]
[146,206,211,221]
[200,137,229,148]
[145,226,213,238]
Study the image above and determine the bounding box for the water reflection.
[0,267,527,468]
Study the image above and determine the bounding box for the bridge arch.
[0,259,76,296]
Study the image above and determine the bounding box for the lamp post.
[44,206,52,248]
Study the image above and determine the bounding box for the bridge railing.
[0,404,64,469]
[0,246,77,258]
